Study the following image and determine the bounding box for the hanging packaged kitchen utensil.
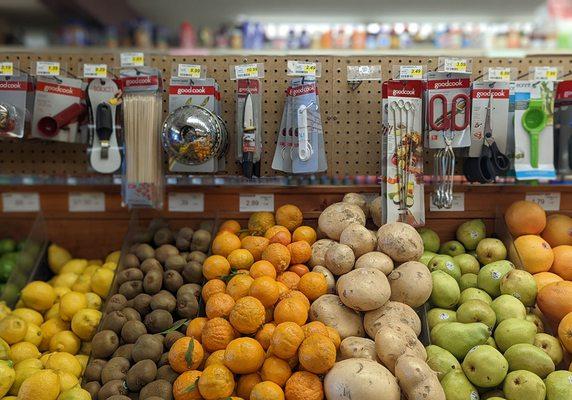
[235,78,262,178]
[555,80,572,177]
[271,85,293,173]
[0,63,29,139]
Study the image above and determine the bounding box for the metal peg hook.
[348,80,362,91]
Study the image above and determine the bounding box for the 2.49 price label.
[239,194,274,212]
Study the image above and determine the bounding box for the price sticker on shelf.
[83,63,108,78]
[533,66,558,81]
[2,193,40,212]
[399,65,423,80]
[36,61,60,76]
[120,52,145,67]
[0,62,14,76]
[430,193,465,212]
[443,58,468,73]
[487,67,511,82]
[287,61,318,77]
[69,192,105,212]
[168,193,204,212]
[235,64,260,79]
[177,64,202,78]
[239,194,274,212]
[525,192,560,211]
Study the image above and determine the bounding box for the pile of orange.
[169,204,337,400]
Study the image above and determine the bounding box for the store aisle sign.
[525,192,560,211]
[2,192,40,212]
[240,194,274,212]
[430,193,465,212]
[168,193,205,212]
[69,192,105,212]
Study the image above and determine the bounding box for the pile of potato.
[309,194,444,400]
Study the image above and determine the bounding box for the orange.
[219,220,242,234]
[276,282,289,297]
[173,370,202,400]
[201,317,235,352]
[211,232,242,257]
[261,356,292,387]
[186,317,208,342]
[292,226,317,246]
[237,373,262,400]
[205,293,235,319]
[542,214,572,247]
[285,371,324,400]
[169,337,204,373]
[241,236,270,261]
[227,249,254,270]
[202,279,226,302]
[248,212,276,236]
[288,241,312,265]
[203,256,232,280]
[298,334,336,374]
[274,297,308,325]
[250,381,285,400]
[226,274,254,301]
[271,322,305,360]
[204,349,225,368]
[198,364,235,400]
[229,296,266,334]
[279,290,310,311]
[505,200,547,237]
[550,245,572,280]
[255,323,276,350]
[223,337,265,374]
[297,272,327,301]
[288,264,309,277]
[270,231,292,246]
[513,235,554,274]
[276,271,300,290]
[534,272,564,292]
[302,321,329,338]
[265,226,292,240]
[326,326,341,350]
[249,276,280,307]
[276,204,304,232]
[250,260,277,279]
[262,243,291,274]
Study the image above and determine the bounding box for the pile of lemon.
[0,244,120,400]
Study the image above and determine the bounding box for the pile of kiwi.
[82,225,212,400]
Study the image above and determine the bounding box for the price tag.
[36,61,60,76]
[2,193,40,212]
[443,58,468,73]
[239,194,274,212]
[177,64,202,78]
[347,65,382,81]
[120,52,144,67]
[0,62,14,76]
[69,192,105,212]
[399,65,423,80]
[533,67,558,81]
[525,192,560,211]
[430,193,465,212]
[235,64,260,79]
[168,193,204,212]
[287,61,317,76]
[113,176,122,185]
[487,67,511,82]
[83,63,107,78]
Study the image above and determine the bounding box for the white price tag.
[235,64,260,79]
[487,67,511,82]
[2,193,40,212]
[239,194,275,212]
[168,193,204,212]
[443,58,468,73]
[430,193,465,212]
[83,63,107,78]
[399,65,423,80]
[69,192,105,212]
[0,62,14,76]
[533,67,558,81]
[120,52,144,67]
[36,61,60,76]
[287,61,317,77]
[525,192,560,211]
[177,64,202,78]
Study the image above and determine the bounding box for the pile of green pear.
[418,220,572,400]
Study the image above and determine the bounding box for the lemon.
[14,358,42,370]
[82,265,98,276]
[106,251,121,264]
[0,337,10,360]
[53,287,71,302]
[39,352,51,366]
[51,273,79,289]
[102,261,117,271]
[11,308,43,327]
[0,301,11,319]
[85,292,102,310]
[44,303,61,321]
[18,369,60,400]
[21,282,56,312]
[56,370,78,391]
[59,292,87,321]
[9,342,40,363]
[57,386,91,400]
[14,299,25,309]
[39,318,69,351]
[9,360,42,395]
[75,354,88,373]
[71,275,92,293]
[71,309,101,341]
[0,315,27,344]
[23,324,43,347]
[90,268,114,298]
[87,259,103,266]
[59,259,87,275]
[0,359,15,397]
[45,352,82,377]
[79,341,91,356]
[49,331,80,354]
[48,244,72,274]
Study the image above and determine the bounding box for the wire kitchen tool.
[521,98,547,168]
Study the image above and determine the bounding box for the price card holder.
[485,67,515,82]
[430,193,465,212]
[438,57,472,74]
[69,192,105,212]
[347,65,382,81]
[231,63,265,80]
[530,66,559,81]
[392,65,425,80]
[172,64,206,79]
[0,61,18,77]
[120,52,145,68]
[2,193,40,212]
[168,193,205,212]
[525,192,560,211]
[33,61,63,77]
[239,194,275,212]
[80,63,109,79]
[287,61,321,78]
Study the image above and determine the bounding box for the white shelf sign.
[83,63,108,78]
[120,52,144,67]
[168,193,205,212]
[240,194,274,212]
[487,67,511,82]
[2,193,40,212]
[36,61,60,76]
[177,64,202,78]
[399,65,423,80]
[234,64,260,79]
[0,62,14,76]
[430,193,465,212]
[525,192,560,211]
[69,192,105,212]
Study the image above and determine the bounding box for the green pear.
[455,253,481,275]
[460,273,478,290]
[481,391,506,400]
[503,370,546,400]
[477,260,514,297]
[500,269,537,307]
[526,313,545,333]
[485,397,506,400]
[494,318,536,352]
[457,299,497,329]
[462,345,508,388]
[441,370,479,400]
[420,250,437,266]
[456,219,487,250]
[440,240,466,256]
[486,336,498,349]
[491,294,526,323]
[468,250,478,258]
[429,255,462,282]
[430,270,461,309]
[459,287,493,305]
[431,322,490,359]
[504,343,555,378]
[476,238,507,264]
[534,333,564,365]
[418,227,440,253]
[545,370,572,400]
[426,345,461,380]
[427,308,457,330]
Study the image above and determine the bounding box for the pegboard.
[1,52,572,177]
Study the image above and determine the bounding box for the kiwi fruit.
[154,228,174,246]
[126,359,158,392]
[188,251,207,264]
[144,309,173,333]
[132,294,152,316]
[175,237,190,252]
[98,379,128,400]
[101,357,130,384]
[101,311,128,334]
[121,320,147,344]
[176,290,199,319]
[116,268,144,286]
[163,270,183,293]
[178,283,201,300]
[179,251,189,260]
[164,331,185,350]
[84,359,107,382]
[156,365,179,384]
[122,307,141,322]
[182,261,203,284]
[135,244,155,261]
[123,254,140,269]
[105,294,128,313]
[107,396,131,400]
[119,280,144,300]
[150,291,176,313]
[132,334,164,363]
[165,255,185,273]
[143,270,163,295]
[191,229,211,252]
[140,380,173,400]
[113,344,134,361]
[83,381,101,399]
[140,258,163,274]
[155,244,179,264]
[178,227,195,241]
[91,330,119,358]
[199,221,213,231]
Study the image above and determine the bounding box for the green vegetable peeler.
[521,98,547,168]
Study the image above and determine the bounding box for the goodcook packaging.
[236,78,262,175]
[0,75,30,138]
[555,80,572,176]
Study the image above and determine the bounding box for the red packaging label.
[472,89,510,99]
[427,78,471,90]
[36,81,84,98]
[387,80,424,98]
[169,85,217,95]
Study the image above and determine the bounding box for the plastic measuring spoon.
[521,98,547,168]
